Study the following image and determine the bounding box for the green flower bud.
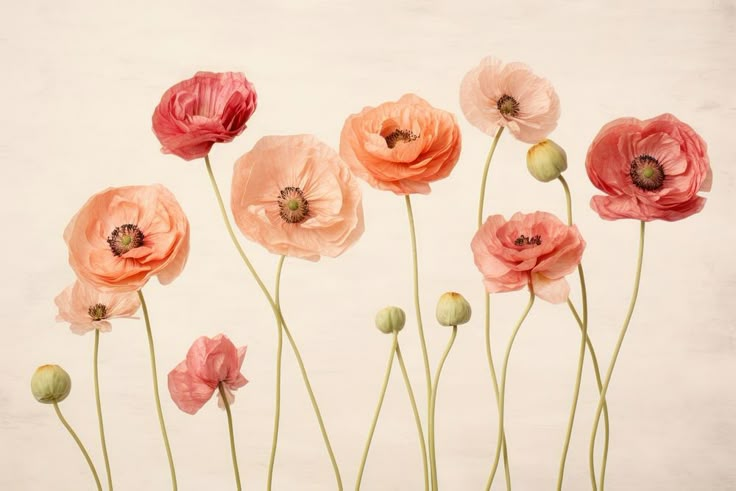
[436,292,472,326]
[31,365,71,404]
[375,306,406,334]
[526,139,568,182]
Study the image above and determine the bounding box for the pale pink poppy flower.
[339,94,462,195]
[64,185,190,292]
[168,334,248,415]
[54,280,140,335]
[231,134,364,261]
[152,71,257,160]
[471,211,585,304]
[586,113,712,221]
[460,56,560,143]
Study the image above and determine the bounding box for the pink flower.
[586,113,712,221]
[168,334,248,415]
[152,72,257,160]
[231,134,364,261]
[55,280,140,335]
[460,56,560,143]
[471,212,585,304]
[64,185,190,292]
[339,94,462,195]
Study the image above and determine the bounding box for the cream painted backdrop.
[1,0,734,489]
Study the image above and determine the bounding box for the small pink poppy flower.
[55,280,140,335]
[586,113,712,221]
[231,134,365,261]
[339,94,462,195]
[471,211,585,304]
[460,56,560,143]
[64,185,190,293]
[152,71,257,160]
[168,334,248,415]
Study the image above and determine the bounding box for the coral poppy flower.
[460,56,560,143]
[339,94,462,195]
[152,71,257,160]
[64,185,190,292]
[55,280,140,335]
[471,211,585,304]
[231,134,364,261]
[168,334,248,415]
[586,113,712,221]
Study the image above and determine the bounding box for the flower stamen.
[497,94,520,117]
[107,224,144,256]
[384,129,419,149]
[88,303,108,321]
[278,186,310,224]
[630,154,665,191]
[514,234,542,246]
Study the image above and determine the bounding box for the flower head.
[152,71,257,160]
[436,292,472,326]
[168,334,248,415]
[527,139,568,182]
[460,57,560,143]
[586,113,712,221]
[231,135,364,261]
[31,365,72,404]
[375,306,406,334]
[340,94,462,195]
[64,185,190,292]
[55,280,140,335]
[471,212,585,304]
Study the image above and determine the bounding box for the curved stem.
[485,291,535,491]
[267,256,286,490]
[429,326,458,491]
[138,290,177,490]
[355,333,398,490]
[396,342,430,491]
[590,221,646,491]
[558,175,573,226]
[93,330,113,490]
[477,127,504,227]
[218,383,242,490]
[53,402,103,490]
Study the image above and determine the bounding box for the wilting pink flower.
[64,185,190,292]
[586,113,712,221]
[231,134,364,260]
[471,212,585,304]
[460,56,560,143]
[55,280,140,335]
[340,94,462,195]
[168,334,248,415]
[152,72,257,160]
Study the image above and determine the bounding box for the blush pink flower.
[168,334,248,415]
[586,113,712,221]
[339,94,462,195]
[460,56,560,143]
[231,134,364,261]
[471,212,585,304]
[55,280,140,335]
[152,71,257,160]
[64,185,190,292]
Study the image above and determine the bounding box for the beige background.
[1,0,734,489]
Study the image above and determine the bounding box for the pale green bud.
[526,139,568,182]
[31,365,71,404]
[375,306,406,334]
[436,292,472,326]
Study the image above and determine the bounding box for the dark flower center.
[278,187,310,224]
[630,154,665,191]
[107,224,145,256]
[514,234,542,247]
[384,129,419,149]
[88,303,108,321]
[497,94,520,117]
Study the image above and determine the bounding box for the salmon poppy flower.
[55,280,140,335]
[339,94,462,195]
[64,185,190,292]
[231,134,364,261]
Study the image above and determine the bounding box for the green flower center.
[497,94,520,117]
[630,154,665,191]
[107,224,144,256]
[278,187,309,224]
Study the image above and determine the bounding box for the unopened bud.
[31,365,72,404]
[375,306,406,334]
[436,292,472,326]
[526,139,567,182]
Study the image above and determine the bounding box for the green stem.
[590,221,646,491]
[267,256,286,490]
[218,383,242,490]
[138,290,177,490]
[429,326,458,491]
[485,291,535,491]
[93,330,113,490]
[53,402,103,491]
[395,342,430,491]
[355,333,398,490]
[477,127,504,227]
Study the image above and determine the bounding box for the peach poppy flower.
[64,185,190,292]
[471,211,585,304]
[55,280,140,335]
[339,94,462,195]
[586,113,712,221]
[231,134,364,261]
[168,334,248,415]
[460,56,560,143]
[152,71,257,160]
